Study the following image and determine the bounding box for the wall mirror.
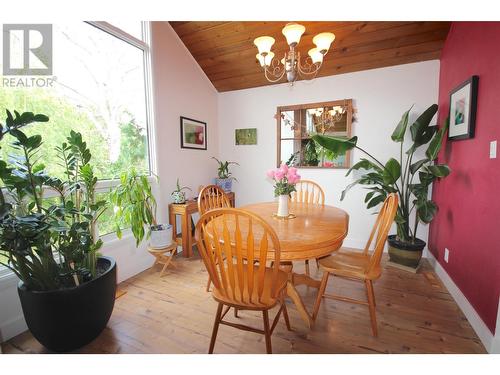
[276,99,353,169]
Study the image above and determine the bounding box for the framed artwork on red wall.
[448,75,479,140]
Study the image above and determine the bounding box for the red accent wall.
[429,22,500,333]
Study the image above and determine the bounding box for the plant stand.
[148,244,178,277]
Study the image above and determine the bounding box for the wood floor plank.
[1,255,486,354]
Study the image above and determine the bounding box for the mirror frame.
[276,99,354,169]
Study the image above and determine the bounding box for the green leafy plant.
[303,139,319,166]
[0,110,107,291]
[212,157,239,180]
[109,168,158,246]
[172,178,192,194]
[312,104,450,243]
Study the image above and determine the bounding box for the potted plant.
[212,157,239,192]
[266,164,301,217]
[0,110,115,352]
[303,139,319,166]
[109,169,172,248]
[171,177,192,204]
[313,104,450,269]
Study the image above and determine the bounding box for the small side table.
[148,243,177,277]
[168,192,235,257]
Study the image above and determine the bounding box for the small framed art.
[180,116,207,150]
[235,128,257,145]
[448,75,479,140]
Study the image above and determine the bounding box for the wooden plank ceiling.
[169,22,451,92]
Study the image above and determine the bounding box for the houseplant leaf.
[382,158,401,185]
[312,135,358,155]
[426,118,449,161]
[391,107,411,142]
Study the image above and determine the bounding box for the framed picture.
[180,116,207,150]
[235,128,257,145]
[448,75,479,140]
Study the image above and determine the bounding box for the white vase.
[277,194,289,217]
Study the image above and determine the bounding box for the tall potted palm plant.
[0,110,115,352]
[313,104,450,269]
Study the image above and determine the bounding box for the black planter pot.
[387,235,426,269]
[17,256,117,352]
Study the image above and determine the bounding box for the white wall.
[151,21,218,225]
[0,21,218,343]
[218,61,440,249]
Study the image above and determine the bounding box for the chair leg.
[315,258,320,269]
[365,280,378,337]
[206,276,211,292]
[305,259,310,276]
[280,292,292,331]
[209,302,224,354]
[312,271,330,321]
[234,308,239,318]
[262,310,272,354]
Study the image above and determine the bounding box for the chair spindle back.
[198,185,231,215]
[291,180,325,205]
[195,208,282,305]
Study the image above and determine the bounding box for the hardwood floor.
[2,253,486,354]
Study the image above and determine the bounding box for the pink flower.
[266,169,275,179]
[323,161,334,167]
[274,170,285,180]
[288,167,297,175]
[288,174,301,184]
[279,163,288,174]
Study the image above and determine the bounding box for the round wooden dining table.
[240,201,349,327]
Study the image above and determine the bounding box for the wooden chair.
[290,180,325,276]
[198,184,231,215]
[198,185,232,292]
[312,193,398,336]
[195,208,291,354]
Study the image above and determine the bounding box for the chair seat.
[212,267,288,310]
[318,248,381,280]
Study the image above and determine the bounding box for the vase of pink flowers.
[266,164,301,217]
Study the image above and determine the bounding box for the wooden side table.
[168,192,235,257]
[148,243,177,277]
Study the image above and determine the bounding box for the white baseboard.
[0,315,27,343]
[424,249,497,353]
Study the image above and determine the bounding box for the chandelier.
[308,105,347,134]
[254,23,335,84]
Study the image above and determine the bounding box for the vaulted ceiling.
[169,21,451,92]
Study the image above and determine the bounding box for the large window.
[0,22,155,241]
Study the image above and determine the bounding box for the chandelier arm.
[297,59,322,78]
[264,65,286,83]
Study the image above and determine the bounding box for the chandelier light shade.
[256,52,274,67]
[313,32,336,54]
[308,48,324,64]
[253,23,335,84]
[282,23,306,46]
[253,36,275,55]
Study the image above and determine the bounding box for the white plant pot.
[277,195,289,217]
[150,224,173,249]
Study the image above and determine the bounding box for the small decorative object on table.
[171,178,192,204]
[266,164,301,218]
[212,156,239,192]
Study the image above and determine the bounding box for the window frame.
[0,21,157,275]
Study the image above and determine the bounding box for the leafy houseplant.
[266,164,301,217]
[303,139,319,166]
[109,168,172,248]
[0,110,116,352]
[171,177,192,204]
[313,104,450,268]
[212,156,239,192]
